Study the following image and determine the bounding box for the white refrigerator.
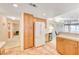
[34,22,46,47]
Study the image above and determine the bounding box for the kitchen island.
[56,32,79,55]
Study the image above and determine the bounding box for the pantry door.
[34,22,45,47]
[24,13,34,49]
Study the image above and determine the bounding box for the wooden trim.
[34,17,46,22]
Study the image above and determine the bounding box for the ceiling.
[0,3,79,19]
[55,8,79,18]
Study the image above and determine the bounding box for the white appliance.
[34,22,46,47]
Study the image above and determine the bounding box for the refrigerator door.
[34,22,45,47]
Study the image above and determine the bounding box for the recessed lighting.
[48,18,53,20]
[7,16,16,20]
[13,4,18,8]
[49,26,54,30]
[43,13,46,16]
[54,17,63,22]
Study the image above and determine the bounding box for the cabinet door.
[64,39,77,55]
[24,13,34,49]
[28,17,34,48]
[56,37,64,54]
[77,42,79,55]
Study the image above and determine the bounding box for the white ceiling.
[55,8,79,18]
[0,3,79,19]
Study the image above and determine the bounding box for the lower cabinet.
[56,37,64,54]
[64,39,77,55]
[77,42,79,55]
[56,37,78,55]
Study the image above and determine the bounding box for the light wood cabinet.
[56,37,64,54]
[24,13,34,49]
[64,39,77,55]
[77,42,79,54]
[56,36,78,55]
[23,14,47,49]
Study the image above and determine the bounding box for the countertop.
[57,33,79,41]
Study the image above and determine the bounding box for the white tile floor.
[3,37,59,55]
[3,35,20,49]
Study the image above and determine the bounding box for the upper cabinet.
[0,16,8,41]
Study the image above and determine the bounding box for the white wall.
[7,18,19,39]
[0,16,8,41]
[12,20,19,33]
[46,18,65,40]
[7,18,19,32]
[54,22,64,32]
[20,13,24,50]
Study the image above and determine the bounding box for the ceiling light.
[55,20,60,22]
[43,13,46,16]
[13,4,18,8]
[49,26,54,30]
[54,17,63,22]
[7,16,16,20]
[47,18,53,20]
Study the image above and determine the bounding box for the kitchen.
[0,3,79,55]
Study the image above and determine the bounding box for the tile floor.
[4,38,60,55]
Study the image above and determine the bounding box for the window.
[64,25,79,32]
[70,25,75,32]
[64,25,69,32]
